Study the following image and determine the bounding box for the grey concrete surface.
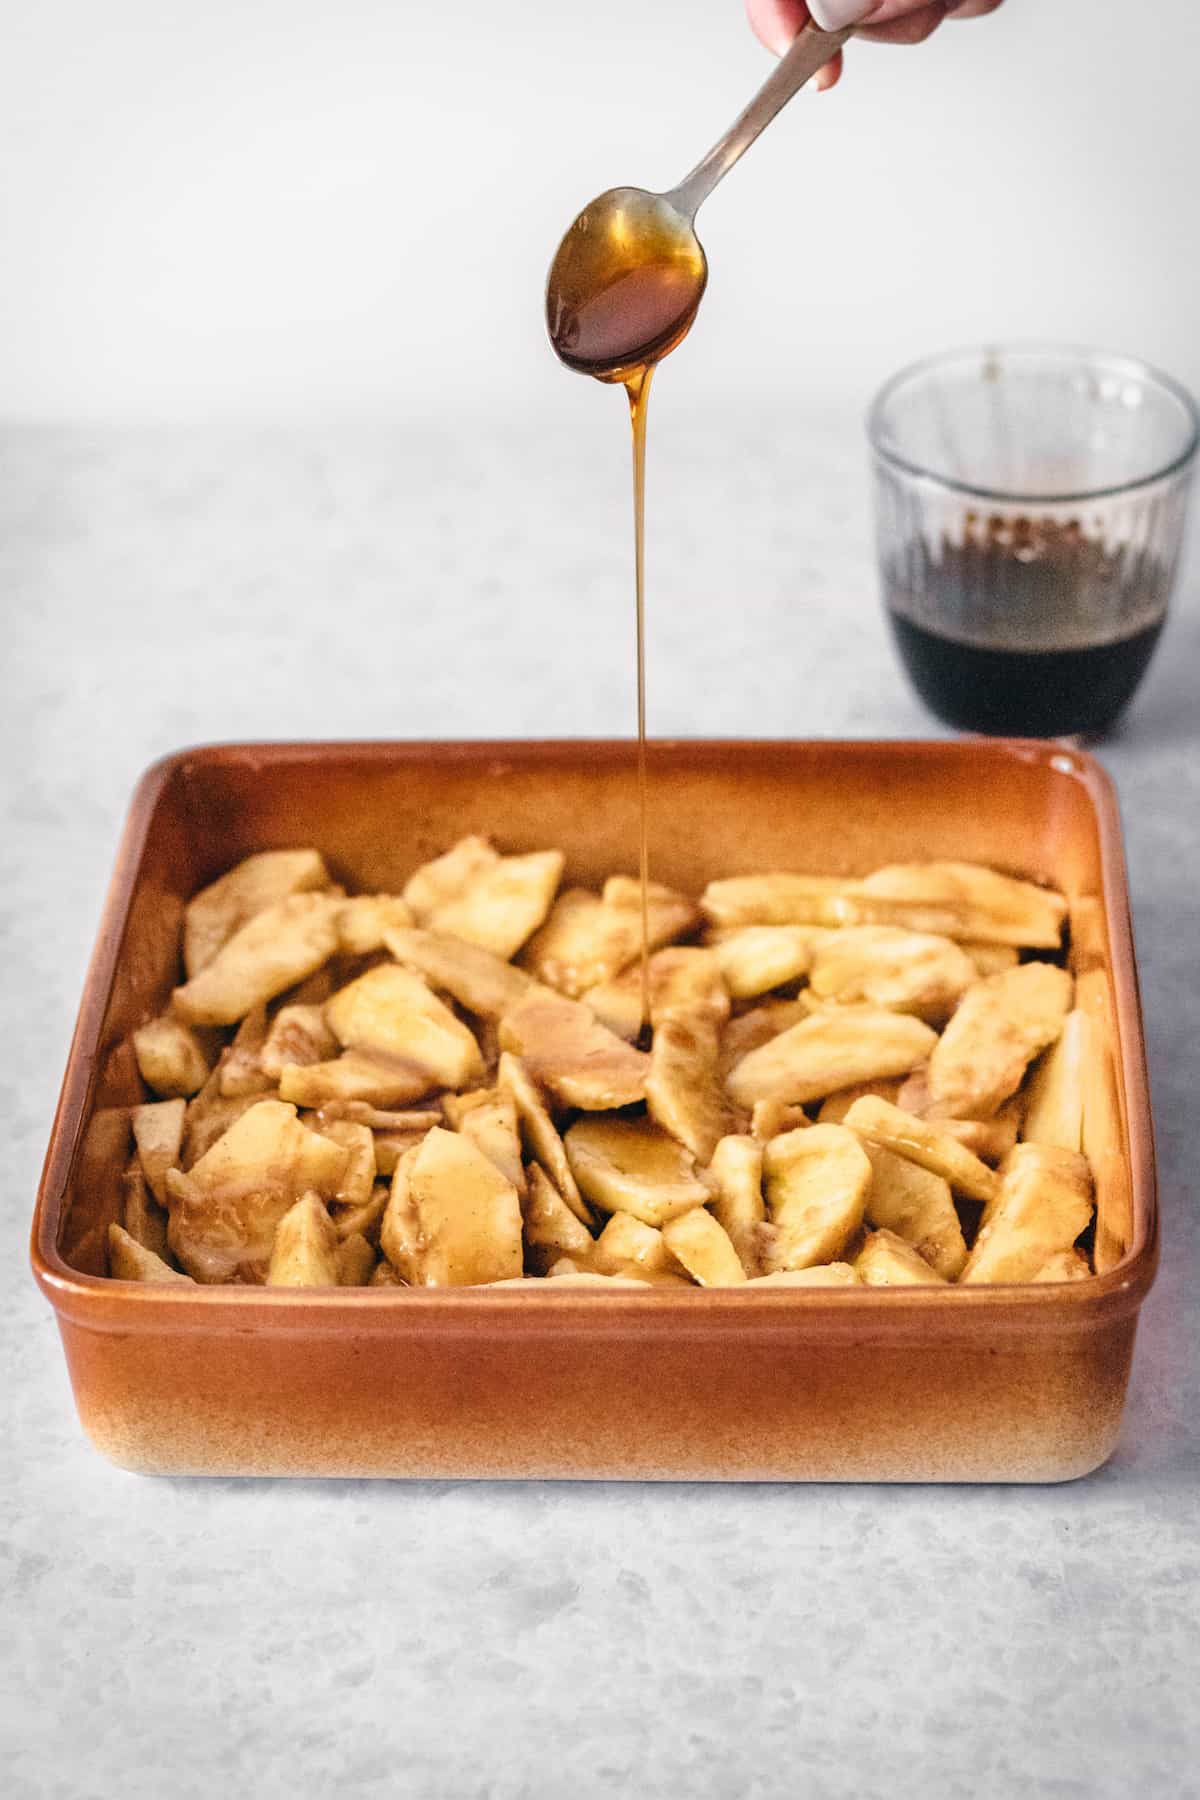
[2,409,1198,1799]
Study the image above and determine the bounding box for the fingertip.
[745,0,812,57]
[812,50,845,91]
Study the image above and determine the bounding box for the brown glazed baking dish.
[32,739,1157,1482]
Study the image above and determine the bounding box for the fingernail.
[807,1,874,28]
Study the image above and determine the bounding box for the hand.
[746,1,1005,92]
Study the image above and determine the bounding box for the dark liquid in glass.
[883,532,1169,737]
[888,611,1165,737]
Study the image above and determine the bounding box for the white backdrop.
[2,0,1197,425]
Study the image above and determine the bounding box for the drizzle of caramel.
[548,197,707,1034]
[625,364,654,1039]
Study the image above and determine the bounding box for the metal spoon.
[545,20,854,383]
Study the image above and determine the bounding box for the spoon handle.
[667,22,854,220]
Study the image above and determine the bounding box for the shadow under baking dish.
[32,739,1158,1482]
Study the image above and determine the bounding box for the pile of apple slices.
[108,843,1100,1291]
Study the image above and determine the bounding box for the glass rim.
[866,342,1200,505]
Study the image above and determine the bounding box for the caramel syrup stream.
[625,363,654,1039]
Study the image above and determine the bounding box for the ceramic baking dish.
[32,739,1157,1482]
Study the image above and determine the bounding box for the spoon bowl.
[545,187,708,383]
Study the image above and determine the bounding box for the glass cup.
[868,345,1199,737]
